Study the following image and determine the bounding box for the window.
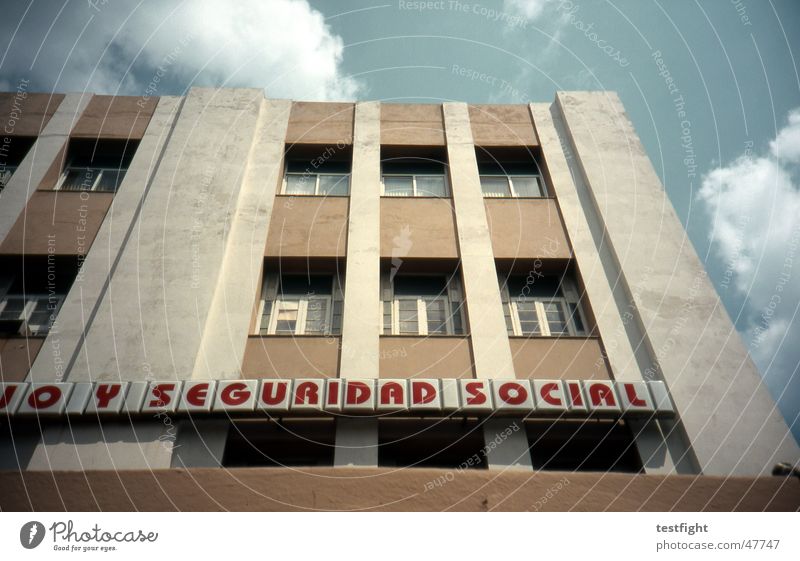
[478,161,545,198]
[381,160,449,197]
[223,420,335,467]
[282,160,350,196]
[257,274,343,336]
[381,273,464,336]
[0,294,64,336]
[0,136,36,193]
[56,139,138,193]
[499,274,587,337]
[378,419,487,469]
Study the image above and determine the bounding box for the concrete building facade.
[0,88,798,510]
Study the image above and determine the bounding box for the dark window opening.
[378,419,487,469]
[475,146,546,198]
[381,146,449,197]
[283,144,352,196]
[58,138,139,193]
[0,136,36,192]
[222,419,335,467]
[526,420,642,473]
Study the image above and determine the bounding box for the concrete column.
[171,420,229,468]
[191,98,292,380]
[46,88,265,383]
[0,93,90,243]
[443,102,532,471]
[530,102,696,474]
[334,101,381,467]
[28,96,183,383]
[553,91,799,476]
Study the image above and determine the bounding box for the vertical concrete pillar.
[0,93,90,243]
[192,98,292,380]
[171,420,229,468]
[531,101,696,474]
[443,102,532,470]
[334,101,381,467]
[553,91,799,475]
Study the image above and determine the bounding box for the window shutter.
[332,274,344,335]
[561,277,579,303]
[259,273,279,335]
[446,273,462,303]
[380,270,392,301]
[497,272,510,303]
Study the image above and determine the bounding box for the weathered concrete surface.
[0,468,797,511]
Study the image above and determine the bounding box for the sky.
[1,0,799,440]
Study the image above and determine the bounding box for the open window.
[282,144,352,196]
[223,419,335,467]
[498,272,587,337]
[381,271,465,336]
[378,419,487,469]
[381,146,449,197]
[476,146,546,198]
[56,138,138,193]
[0,136,35,193]
[257,273,343,336]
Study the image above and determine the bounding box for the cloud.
[0,0,359,100]
[503,0,555,20]
[698,108,800,435]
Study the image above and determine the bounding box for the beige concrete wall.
[0,92,64,136]
[242,336,341,379]
[286,101,354,145]
[71,95,158,140]
[379,336,474,378]
[484,199,571,259]
[469,104,538,146]
[2,468,797,511]
[266,197,349,258]
[0,337,44,383]
[381,103,445,146]
[0,191,113,255]
[510,337,611,380]
[380,198,458,258]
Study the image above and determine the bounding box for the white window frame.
[389,295,455,336]
[507,297,585,337]
[282,171,350,196]
[261,295,333,335]
[0,294,64,335]
[380,173,450,197]
[479,174,546,198]
[55,163,124,193]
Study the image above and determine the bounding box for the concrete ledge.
[0,468,797,511]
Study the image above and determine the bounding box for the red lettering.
[568,382,583,406]
[411,381,436,405]
[94,384,122,409]
[261,382,288,405]
[380,382,404,405]
[28,386,61,409]
[294,382,320,405]
[327,381,340,405]
[148,383,176,407]
[345,382,371,405]
[186,383,210,407]
[498,382,527,405]
[540,382,562,406]
[0,385,20,409]
[464,382,487,405]
[588,383,616,407]
[624,383,646,407]
[221,382,251,406]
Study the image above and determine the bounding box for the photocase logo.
[20,521,45,549]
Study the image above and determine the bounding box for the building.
[0,88,798,511]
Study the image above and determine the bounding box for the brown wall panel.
[379,336,474,378]
[286,102,354,145]
[484,199,571,259]
[0,93,64,136]
[510,337,612,380]
[0,191,113,255]
[1,469,796,511]
[469,104,538,146]
[72,95,158,140]
[381,198,458,259]
[380,104,446,146]
[0,337,44,382]
[266,197,348,258]
[242,336,340,379]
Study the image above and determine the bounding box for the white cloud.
[503,0,555,20]
[2,0,359,100]
[698,108,800,427]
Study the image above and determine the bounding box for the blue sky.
[1,0,799,440]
